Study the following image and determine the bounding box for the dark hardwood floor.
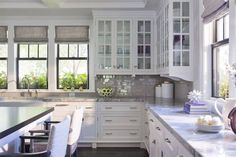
[77,147,149,157]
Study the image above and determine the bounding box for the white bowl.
[196,124,224,133]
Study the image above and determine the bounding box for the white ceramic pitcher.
[215,98,236,129]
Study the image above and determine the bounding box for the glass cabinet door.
[137,20,152,70]
[172,1,190,66]
[97,20,112,70]
[116,20,131,70]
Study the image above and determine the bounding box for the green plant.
[219,79,229,98]
[59,72,88,90]
[0,72,7,89]
[20,73,47,89]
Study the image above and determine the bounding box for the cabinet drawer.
[77,102,96,113]
[101,104,141,112]
[101,129,140,140]
[162,127,178,155]
[101,116,140,126]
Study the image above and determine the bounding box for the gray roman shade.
[14,26,48,42]
[0,26,8,42]
[55,26,89,42]
[202,0,229,23]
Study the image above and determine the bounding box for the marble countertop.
[148,99,236,157]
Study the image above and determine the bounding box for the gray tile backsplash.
[96,75,164,97]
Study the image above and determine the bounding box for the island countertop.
[0,107,54,139]
[148,99,236,157]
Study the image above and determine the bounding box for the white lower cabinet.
[97,102,144,143]
[148,111,193,157]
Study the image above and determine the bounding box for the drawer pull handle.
[130,107,137,109]
[130,120,137,122]
[165,138,171,143]
[149,119,154,122]
[105,107,112,109]
[85,107,93,109]
[105,133,112,135]
[55,104,69,107]
[105,120,112,122]
[145,122,148,124]
[152,140,156,144]
[145,136,148,139]
[156,127,161,130]
[144,109,148,111]
[130,133,137,135]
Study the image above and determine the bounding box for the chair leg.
[72,149,77,157]
[20,137,25,153]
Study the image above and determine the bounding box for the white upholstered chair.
[66,108,84,157]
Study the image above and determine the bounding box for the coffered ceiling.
[0,0,160,16]
[0,0,149,8]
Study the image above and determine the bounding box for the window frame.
[211,14,229,98]
[16,43,49,89]
[0,43,8,89]
[56,43,89,90]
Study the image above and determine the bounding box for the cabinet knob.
[149,119,154,122]
[152,140,156,144]
[165,138,171,143]
[156,127,161,131]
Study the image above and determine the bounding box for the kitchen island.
[0,107,54,152]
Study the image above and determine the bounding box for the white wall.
[0,16,95,92]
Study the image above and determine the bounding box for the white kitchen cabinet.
[93,11,155,75]
[95,18,132,75]
[157,0,193,81]
[97,102,144,142]
[133,19,155,74]
[148,110,194,157]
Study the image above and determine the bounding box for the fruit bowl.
[97,87,113,97]
[196,115,224,133]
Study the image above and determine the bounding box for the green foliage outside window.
[59,73,88,91]
[19,73,47,89]
[0,72,7,89]
[219,79,229,99]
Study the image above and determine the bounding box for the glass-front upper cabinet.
[97,20,112,70]
[116,20,131,70]
[136,20,152,70]
[173,1,190,66]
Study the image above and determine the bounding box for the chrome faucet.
[21,76,31,96]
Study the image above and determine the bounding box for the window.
[16,44,48,89]
[14,26,48,89]
[57,43,89,90]
[212,14,229,98]
[0,44,7,89]
[55,26,89,90]
[0,26,8,89]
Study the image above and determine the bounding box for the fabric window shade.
[202,0,229,23]
[55,26,89,42]
[14,26,48,42]
[0,26,8,42]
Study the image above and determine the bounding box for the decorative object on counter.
[184,90,209,114]
[97,87,113,97]
[187,90,202,103]
[184,101,209,114]
[196,115,224,133]
[161,81,173,98]
[214,98,234,129]
[228,107,236,134]
[155,85,162,98]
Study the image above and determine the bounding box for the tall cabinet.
[157,0,193,81]
[93,11,155,75]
